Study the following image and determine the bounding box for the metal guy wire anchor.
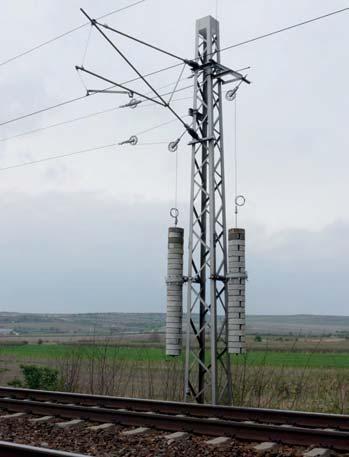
[118,135,138,146]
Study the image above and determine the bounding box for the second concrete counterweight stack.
[227,228,247,354]
[165,227,184,356]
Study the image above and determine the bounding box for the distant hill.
[0,312,348,337]
[247,314,349,335]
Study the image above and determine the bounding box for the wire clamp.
[119,98,142,109]
[118,135,138,146]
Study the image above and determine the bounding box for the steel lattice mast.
[184,16,232,405]
[75,7,248,406]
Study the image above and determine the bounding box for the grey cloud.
[0,192,347,315]
[248,222,349,315]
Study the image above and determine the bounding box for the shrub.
[9,365,60,391]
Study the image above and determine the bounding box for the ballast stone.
[303,449,332,457]
[254,442,278,453]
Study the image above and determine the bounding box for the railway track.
[0,387,348,454]
[0,441,87,457]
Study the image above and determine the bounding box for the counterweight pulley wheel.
[168,139,179,152]
[226,87,238,101]
[235,195,246,207]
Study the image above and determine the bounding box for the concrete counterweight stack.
[227,228,247,354]
[165,227,184,356]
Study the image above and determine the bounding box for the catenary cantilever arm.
[75,66,166,107]
[80,8,198,139]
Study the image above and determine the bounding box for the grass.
[0,344,349,368]
[233,351,349,369]
[0,343,347,413]
[0,345,166,362]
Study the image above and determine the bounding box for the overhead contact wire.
[0,143,116,171]
[0,85,194,144]
[0,116,188,172]
[0,5,347,128]
[0,62,185,128]
[0,0,147,68]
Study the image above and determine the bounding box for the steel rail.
[0,387,347,432]
[0,441,88,457]
[0,396,348,450]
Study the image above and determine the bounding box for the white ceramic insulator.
[227,228,246,354]
[166,227,184,356]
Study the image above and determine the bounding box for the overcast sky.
[0,0,348,315]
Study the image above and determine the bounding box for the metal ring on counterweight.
[170,207,179,226]
[235,195,246,207]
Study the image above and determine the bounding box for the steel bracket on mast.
[188,136,215,146]
[188,108,204,121]
[209,274,228,282]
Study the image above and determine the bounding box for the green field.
[1,344,348,369]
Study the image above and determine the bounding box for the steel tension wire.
[0,115,190,172]
[172,139,181,226]
[96,21,189,65]
[168,64,186,105]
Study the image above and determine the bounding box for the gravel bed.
[0,416,303,456]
